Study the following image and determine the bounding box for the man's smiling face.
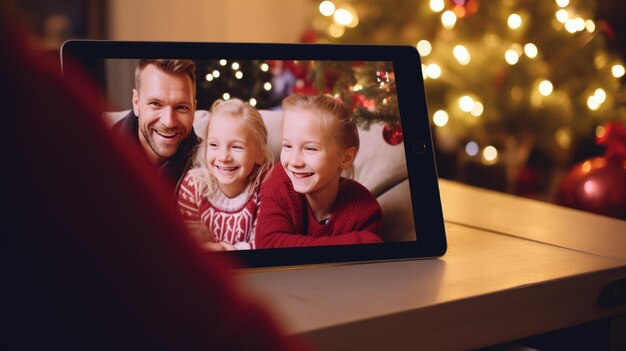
[132,64,195,164]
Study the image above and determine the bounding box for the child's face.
[206,114,259,198]
[280,108,349,198]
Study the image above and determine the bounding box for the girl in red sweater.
[178,99,273,250]
[256,94,383,248]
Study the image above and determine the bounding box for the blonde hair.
[282,94,359,177]
[135,59,196,93]
[188,98,273,199]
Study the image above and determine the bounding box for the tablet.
[61,40,446,268]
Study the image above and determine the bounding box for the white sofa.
[105,110,416,242]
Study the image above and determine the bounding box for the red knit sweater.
[256,165,383,248]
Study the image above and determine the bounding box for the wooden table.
[238,180,626,350]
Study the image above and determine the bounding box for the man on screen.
[113,59,199,189]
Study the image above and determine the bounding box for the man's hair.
[134,59,197,91]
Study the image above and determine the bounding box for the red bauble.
[383,122,403,145]
[556,156,626,219]
[556,122,626,219]
[376,71,389,83]
[447,0,479,18]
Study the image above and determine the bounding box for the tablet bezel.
[61,40,447,268]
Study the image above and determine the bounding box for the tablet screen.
[62,42,446,267]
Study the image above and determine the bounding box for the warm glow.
[596,125,606,138]
[223,93,231,100]
[319,1,336,16]
[524,43,538,58]
[459,95,474,112]
[352,84,363,91]
[470,101,484,117]
[612,64,625,78]
[212,70,221,78]
[334,8,353,26]
[417,40,432,57]
[583,180,599,194]
[433,110,449,127]
[556,9,569,23]
[235,71,243,79]
[594,88,607,103]
[347,11,359,27]
[575,17,586,31]
[260,63,269,72]
[586,20,596,32]
[507,14,522,29]
[263,82,272,91]
[422,64,428,80]
[587,96,601,111]
[556,0,569,7]
[219,59,227,66]
[231,62,240,70]
[466,141,479,157]
[565,18,585,33]
[539,80,553,96]
[430,0,445,12]
[441,11,457,29]
[328,23,345,37]
[482,146,498,164]
[205,74,214,82]
[426,64,442,79]
[505,50,519,65]
[453,45,471,65]
[595,54,608,69]
[556,128,571,149]
[249,98,257,106]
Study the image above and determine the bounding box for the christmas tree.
[195,59,274,110]
[305,0,626,196]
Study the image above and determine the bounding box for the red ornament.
[349,93,366,110]
[556,122,626,219]
[383,122,403,145]
[447,0,479,18]
[284,60,308,79]
[376,71,389,83]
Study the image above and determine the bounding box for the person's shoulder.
[260,164,297,200]
[262,164,289,186]
[340,178,374,198]
[112,110,136,133]
[179,171,200,193]
[186,127,200,145]
[178,128,200,157]
[338,179,381,219]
